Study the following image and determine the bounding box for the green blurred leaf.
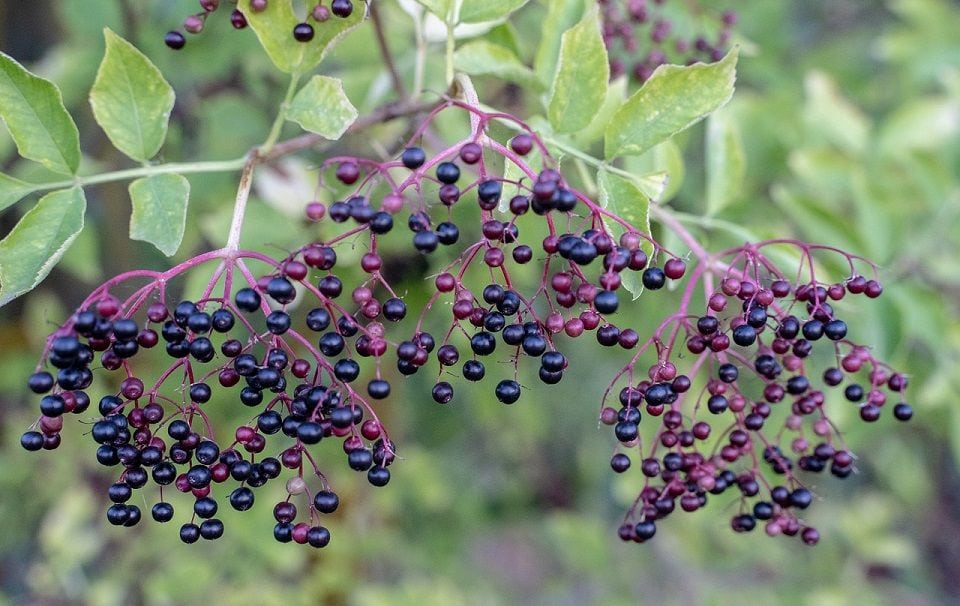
[802,71,870,155]
[878,96,960,156]
[705,106,746,215]
[605,49,738,159]
[286,75,358,140]
[454,41,539,88]
[547,6,608,134]
[533,0,585,84]
[415,0,455,22]
[0,52,80,175]
[239,0,363,74]
[0,187,85,306]
[89,29,175,162]
[459,0,530,24]
[598,170,652,298]
[128,174,190,256]
[0,172,37,212]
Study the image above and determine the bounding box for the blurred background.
[0,0,958,604]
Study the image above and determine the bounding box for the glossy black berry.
[164,31,186,49]
[293,22,315,42]
[401,147,426,169]
[641,267,666,290]
[331,0,354,18]
[200,519,224,540]
[235,288,261,312]
[152,502,174,523]
[435,162,460,184]
[495,379,521,404]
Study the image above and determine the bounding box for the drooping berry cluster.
[599,242,912,545]
[164,0,356,50]
[20,99,910,549]
[599,0,738,82]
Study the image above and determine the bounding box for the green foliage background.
[0,0,958,604]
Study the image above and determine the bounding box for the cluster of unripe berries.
[599,0,737,81]
[21,101,911,549]
[164,0,356,50]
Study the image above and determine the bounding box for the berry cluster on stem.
[20,98,910,549]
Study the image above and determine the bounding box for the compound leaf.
[0,52,80,175]
[459,0,530,24]
[597,170,652,298]
[90,28,175,162]
[240,0,364,74]
[548,6,609,133]
[0,187,85,306]
[0,172,37,212]
[605,48,738,159]
[129,174,190,256]
[285,75,358,140]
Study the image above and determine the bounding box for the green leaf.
[878,96,960,156]
[0,187,85,306]
[571,76,627,146]
[533,0,585,84]
[548,6,609,134]
[415,0,455,22]
[240,0,364,74]
[454,41,540,88]
[89,29,175,162]
[597,170,652,298]
[604,49,738,159]
[285,76,358,140]
[0,172,37,212]
[623,139,684,202]
[459,0,530,24]
[802,71,870,155]
[0,52,81,175]
[129,174,190,256]
[705,106,745,215]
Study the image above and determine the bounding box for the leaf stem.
[225,151,258,252]
[445,21,456,86]
[29,158,249,195]
[261,72,302,154]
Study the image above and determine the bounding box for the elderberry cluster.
[599,0,738,82]
[164,0,356,50]
[20,100,911,550]
[602,245,912,545]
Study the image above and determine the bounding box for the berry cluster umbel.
[164,0,356,50]
[21,100,911,549]
[599,0,737,82]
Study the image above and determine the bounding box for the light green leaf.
[597,170,652,298]
[129,174,190,256]
[533,0,585,84]
[604,48,738,159]
[571,76,627,146]
[0,172,37,212]
[0,52,80,175]
[415,0,455,22]
[705,106,745,215]
[548,6,609,134]
[802,71,870,155]
[240,0,364,74]
[623,138,684,202]
[459,0,530,24]
[89,29,175,162]
[285,75,358,140]
[454,41,540,88]
[0,187,85,306]
[878,96,960,156]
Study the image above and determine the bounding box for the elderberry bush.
[19,98,912,549]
